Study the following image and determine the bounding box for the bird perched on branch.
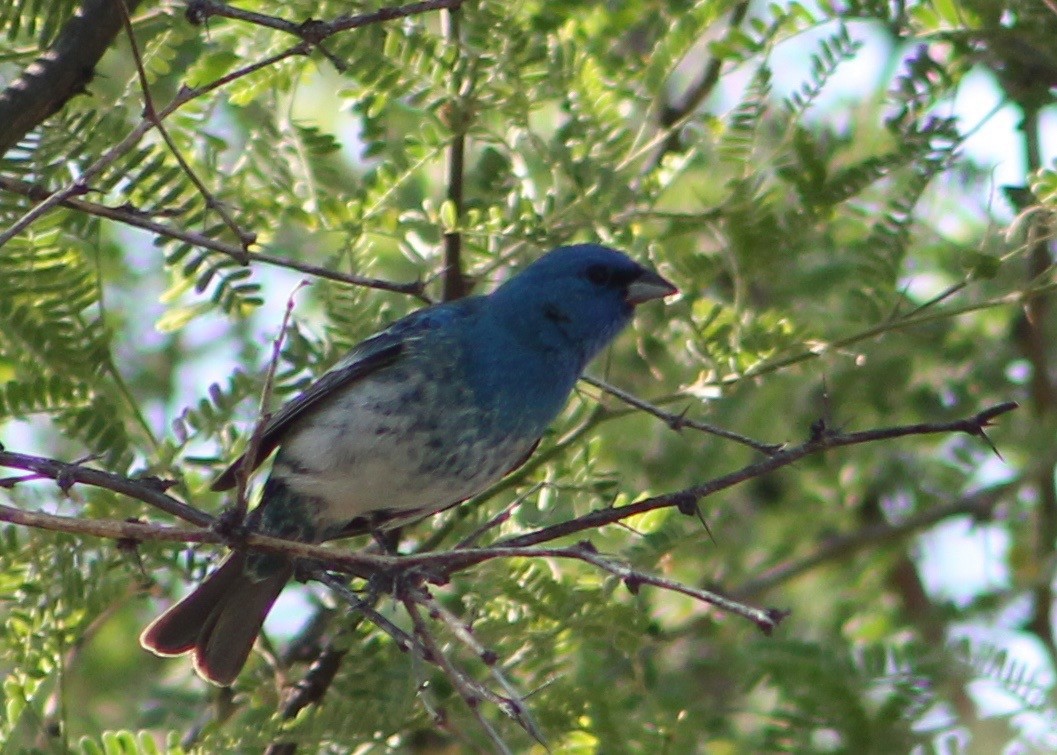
[140,243,677,685]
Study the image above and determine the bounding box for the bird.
[140,243,677,685]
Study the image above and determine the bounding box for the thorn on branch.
[675,495,699,517]
[185,0,209,25]
[667,404,692,431]
[575,539,598,554]
[809,416,829,442]
[975,428,1004,460]
[56,467,76,493]
[297,18,329,43]
[671,499,718,543]
[0,473,36,488]
[967,400,1018,459]
[757,607,792,636]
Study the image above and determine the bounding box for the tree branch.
[0,175,428,299]
[0,450,210,527]
[1013,102,1057,661]
[654,0,751,162]
[0,401,1019,745]
[493,402,1018,549]
[3,402,1017,568]
[440,5,470,301]
[581,373,782,455]
[0,403,1017,567]
[116,0,256,249]
[0,0,144,156]
[731,481,1015,599]
[185,0,463,43]
[0,501,209,544]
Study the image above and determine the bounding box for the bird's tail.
[140,552,291,686]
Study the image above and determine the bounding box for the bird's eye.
[585,264,611,286]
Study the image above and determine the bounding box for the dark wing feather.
[211,332,404,491]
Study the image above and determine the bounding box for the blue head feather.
[489,244,658,367]
[461,244,674,431]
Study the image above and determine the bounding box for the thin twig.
[186,0,462,41]
[581,374,782,455]
[230,281,309,522]
[440,4,469,301]
[402,592,514,754]
[492,402,1019,550]
[0,175,428,299]
[454,483,544,549]
[411,586,546,745]
[312,569,415,652]
[116,0,255,249]
[724,293,1037,385]
[394,543,783,635]
[0,450,210,526]
[654,0,751,162]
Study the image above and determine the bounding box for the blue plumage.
[140,244,676,685]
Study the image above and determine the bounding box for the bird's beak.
[626,268,678,304]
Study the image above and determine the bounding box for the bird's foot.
[213,504,250,543]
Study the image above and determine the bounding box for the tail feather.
[140,553,248,656]
[192,564,289,686]
[140,552,291,686]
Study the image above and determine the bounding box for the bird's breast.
[264,364,541,536]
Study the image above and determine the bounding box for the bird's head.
[490,244,677,367]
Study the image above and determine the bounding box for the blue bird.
[140,244,676,685]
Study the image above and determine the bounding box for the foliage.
[2,0,1057,752]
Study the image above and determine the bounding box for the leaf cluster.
[2,0,1056,752]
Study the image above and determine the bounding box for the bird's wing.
[211,308,451,492]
